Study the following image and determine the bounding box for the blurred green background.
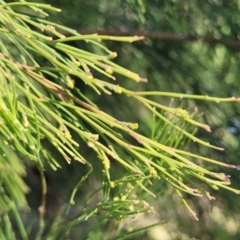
[11,0,240,239]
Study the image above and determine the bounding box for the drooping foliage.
[1,1,240,239]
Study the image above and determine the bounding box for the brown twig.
[66,29,240,49]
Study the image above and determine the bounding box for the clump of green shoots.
[0,1,240,239]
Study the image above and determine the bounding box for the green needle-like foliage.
[0,1,240,239]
